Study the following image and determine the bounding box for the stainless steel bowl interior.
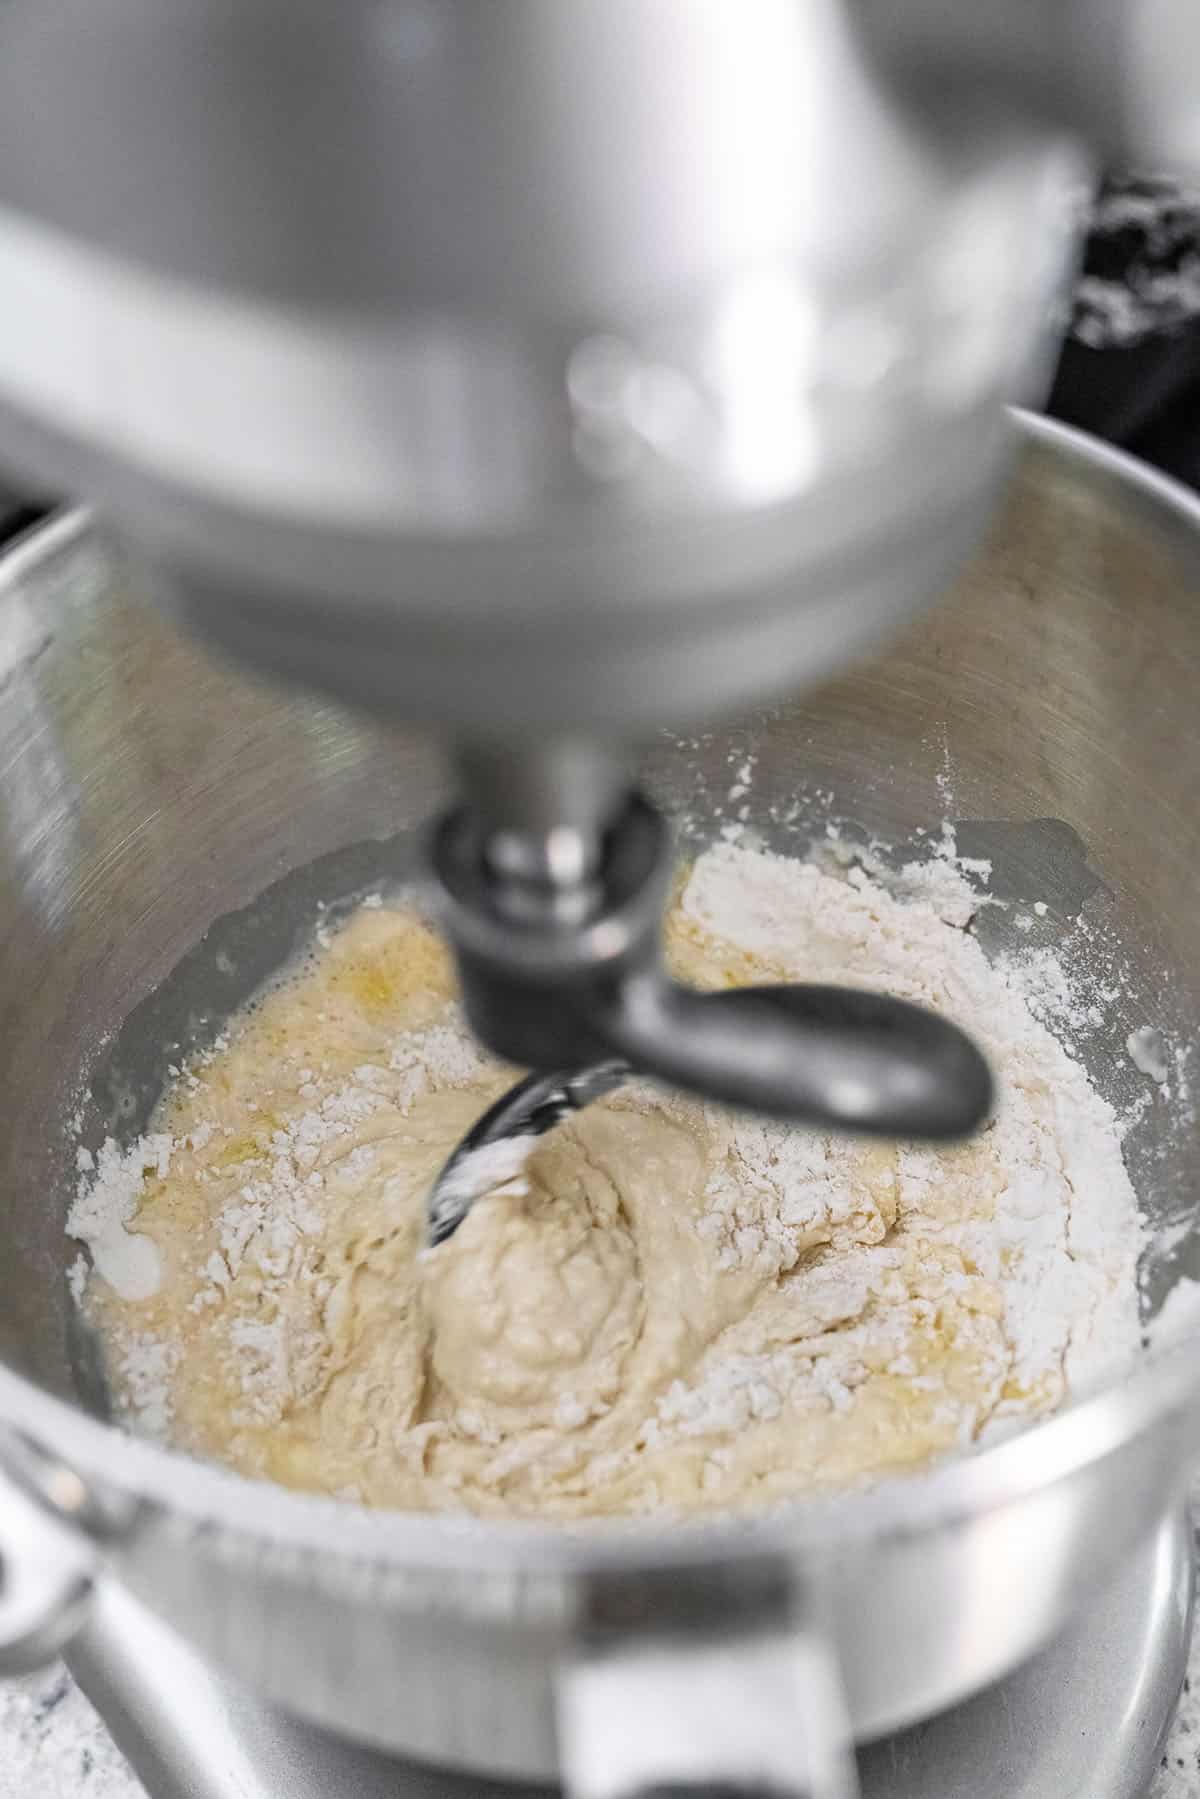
[4,415,1196,1405]
[0,414,1198,1769]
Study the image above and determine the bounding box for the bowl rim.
[3,408,1199,1576]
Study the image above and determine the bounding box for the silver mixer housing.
[0,0,1176,736]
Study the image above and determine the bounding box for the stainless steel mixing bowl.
[0,414,1197,1791]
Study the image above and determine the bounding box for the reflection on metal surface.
[0,553,76,920]
[65,1515,1193,1797]
[0,1449,95,1673]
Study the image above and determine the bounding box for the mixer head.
[0,1,1096,732]
[0,0,1189,1116]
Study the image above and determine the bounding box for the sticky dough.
[80,848,1140,1520]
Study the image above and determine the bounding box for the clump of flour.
[673,839,1141,1411]
[67,1136,171,1301]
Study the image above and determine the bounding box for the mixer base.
[68,1508,1193,1799]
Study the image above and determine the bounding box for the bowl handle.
[557,1560,857,1799]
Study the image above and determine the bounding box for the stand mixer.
[0,0,1190,1120]
[0,4,1195,1797]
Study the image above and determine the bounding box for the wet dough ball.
[421,1130,642,1430]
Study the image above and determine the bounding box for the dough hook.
[428,780,992,1244]
[428,1061,629,1245]
[427,982,991,1246]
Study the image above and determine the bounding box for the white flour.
[1128,1025,1171,1085]
[68,837,1145,1503]
[388,1008,488,1110]
[638,840,1142,1446]
[66,1137,171,1301]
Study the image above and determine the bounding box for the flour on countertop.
[1128,1025,1172,1085]
[1147,1277,1200,1354]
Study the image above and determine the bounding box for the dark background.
[1048,173,1200,488]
